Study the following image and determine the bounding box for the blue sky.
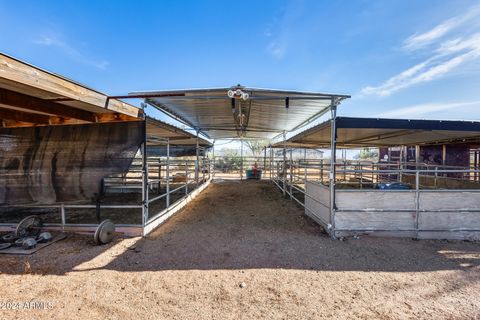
[1,0,480,130]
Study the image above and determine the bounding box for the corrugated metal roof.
[130,86,350,139]
[276,117,480,148]
[146,116,211,147]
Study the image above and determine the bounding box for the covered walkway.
[1,180,480,319]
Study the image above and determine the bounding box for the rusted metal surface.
[0,121,144,205]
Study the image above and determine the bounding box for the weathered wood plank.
[0,88,97,122]
[0,53,140,118]
[0,106,51,124]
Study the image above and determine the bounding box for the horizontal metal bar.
[335,228,480,233]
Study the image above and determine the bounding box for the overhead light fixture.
[227,89,249,101]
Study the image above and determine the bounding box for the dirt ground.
[1,180,480,319]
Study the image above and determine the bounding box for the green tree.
[354,148,379,160]
[244,139,269,157]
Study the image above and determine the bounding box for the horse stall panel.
[334,190,416,232]
[335,191,416,210]
[335,211,415,230]
[419,191,480,211]
[419,211,480,230]
[419,191,480,233]
[305,181,330,227]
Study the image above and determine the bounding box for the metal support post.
[185,160,189,195]
[166,139,170,207]
[442,145,446,166]
[141,136,149,229]
[263,147,267,178]
[329,99,338,237]
[212,140,215,179]
[240,139,244,180]
[320,159,324,183]
[289,148,293,199]
[202,151,206,182]
[304,148,307,183]
[415,170,420,238]
[60,204,66,231]
[195,131,199,185]
[269,146,273,180]
[282,131,287,196]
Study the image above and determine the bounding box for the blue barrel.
[246,169,262,179]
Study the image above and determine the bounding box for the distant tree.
[244,139,269,157]
[354,148,379,160]
[215,148,242,171]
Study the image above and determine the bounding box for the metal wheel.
[94,219,115,245]
[15,215,43,238]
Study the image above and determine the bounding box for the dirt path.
[1,180,480,319]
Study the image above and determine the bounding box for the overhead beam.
[1,119,36,128]
[0,106,51,124]
[0,88,97,122]
[0,53,140,118]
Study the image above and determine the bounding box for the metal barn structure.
[0,54,212,236]
[2,52,480,241]
[271,117,480,240]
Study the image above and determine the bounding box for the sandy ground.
[1,180,480,319]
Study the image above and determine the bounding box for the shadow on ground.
[1,180,480,275]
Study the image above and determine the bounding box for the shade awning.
[146,116,211,147]
[130,86,350,139]
[0,53,141,127]
[277,117,480,148]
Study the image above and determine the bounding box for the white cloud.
[378,101,480,118]
[403,19,459,51]
[267,40,287,58]
[361,5,480,97]
[33,35,109,70]
[403,5,480,51]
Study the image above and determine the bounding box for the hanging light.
[227,88,250,101]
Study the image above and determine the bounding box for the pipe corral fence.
[1,54,479,241]
[0,122,213,237]
[265,119,480,240]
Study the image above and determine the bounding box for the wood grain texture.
[0,53,140,118]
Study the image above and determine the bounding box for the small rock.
[239,282,246,288]
[353,235,360,240]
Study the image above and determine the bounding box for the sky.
[1,0,480,149]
